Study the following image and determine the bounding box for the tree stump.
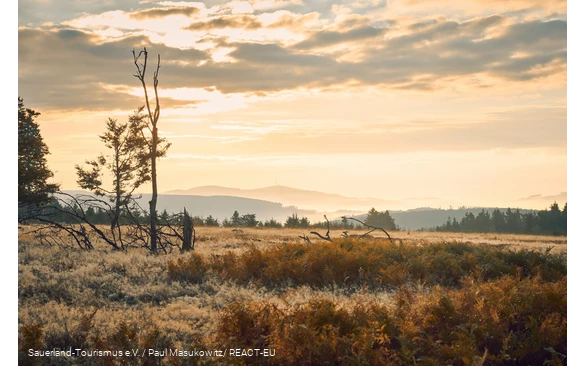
[182,207,194,251]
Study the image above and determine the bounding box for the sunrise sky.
[17,0,567,210]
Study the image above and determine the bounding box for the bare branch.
[341,216,393,241]
[49,192,122,250]
[310,215,332,242]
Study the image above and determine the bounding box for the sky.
[17,0,568,210]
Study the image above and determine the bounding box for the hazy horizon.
[64,183,567,213]
[19,0,567,209]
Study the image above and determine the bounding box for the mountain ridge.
[164,184,400,211]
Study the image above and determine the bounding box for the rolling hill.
[165,185,400,211]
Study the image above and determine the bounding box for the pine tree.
[364,208,398,230]
[18,97,59,206]
[75,113,150,247]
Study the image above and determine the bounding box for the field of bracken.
[18,227,567,365]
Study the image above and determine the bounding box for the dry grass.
[18,227,566,365]
[19,226,568,256]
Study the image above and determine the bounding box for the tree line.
[26,203,401,231]
[433,203,567,236]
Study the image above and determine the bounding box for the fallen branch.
[341,216,393,241]
[26,192,121,250]
[310,215,332,241]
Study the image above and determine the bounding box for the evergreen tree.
[504,208,522,233]
[75,114,150,246]
[264,218,283,228]
[285,213,300,228]
[364,208,398,230]
[544,202,565,235]
[204,215,219,227]
[460,212,476,232]
[491,209,505,233]
[230,211,241,227]
[18,97,59,206]
[562,203,567,233]
[523,212,537,234]
[241,213,259,227]
[476,209,491,232]
[451,217,461,232]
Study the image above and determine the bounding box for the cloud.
[250,0,304,11]
[190,103,566,156]
[19,0,154,26]
[262,11,321,29]
[399,0,566,16]
[293,25,387,49]
[129,7,200,20]
[19,9,566,110]
[516,191,567,203]
[358,18,566,87]
[18,27,208,110]
[407,0,565,6]
[184,15,263,31]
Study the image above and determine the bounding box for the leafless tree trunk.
[133,48,162,254]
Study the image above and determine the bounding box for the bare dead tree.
[341,216,393,241]
[121,203,151,249]
[158,209,194,253]
[121,198,194,254]
[132,47,170,254]
[23,192,123,250]
[310,215,332,242]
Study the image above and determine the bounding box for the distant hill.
[62,191,361,223]
[165,185,400,211]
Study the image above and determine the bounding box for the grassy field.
[18,227,567,365]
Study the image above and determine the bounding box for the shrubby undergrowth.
[19,234,566,365]
[168,239,566,288]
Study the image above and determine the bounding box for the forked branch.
[310,215,332,242]
[341,216,393,241]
